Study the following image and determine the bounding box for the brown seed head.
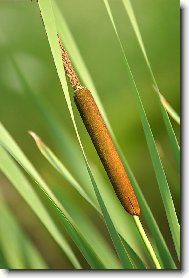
[74,88,140,216]
[57,33,82,91]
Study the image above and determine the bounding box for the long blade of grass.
[0,146,80,269]
[56,187,122,269]
[120,236,146,269]
[0,199,48,269]
[22,240,48,269]
[153,87,180,125]
[0,125,106,269]
[121,0,180,171]
[38,0,134,269]
[0,202,25,269]
[53,0,176,269]
[103,0,180,260]
[28,131,99,212]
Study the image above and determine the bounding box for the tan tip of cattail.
[57,33,82,91]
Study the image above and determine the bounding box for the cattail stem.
[133,216,161,269]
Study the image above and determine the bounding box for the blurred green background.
[0,0,179,269]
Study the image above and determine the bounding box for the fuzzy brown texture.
[57,34,82,91]
[74,88,140,216]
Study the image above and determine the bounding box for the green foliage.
[0,0,179,270]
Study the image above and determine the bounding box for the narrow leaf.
[122,0,180,170]
[104,0,180,260]
[0,200,48,269]
[29,131,99,212]
[153,87,180,125]
[0,146,80,269]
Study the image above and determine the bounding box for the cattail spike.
[57,34,140,216]
[74,88,140,216]
[57,33,82,91]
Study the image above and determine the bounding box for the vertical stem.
[133,216,161,269]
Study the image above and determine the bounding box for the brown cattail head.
[74,88,140,216]
[57,33,82,91]
[58,34,140,216]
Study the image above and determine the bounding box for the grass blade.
[0,202,25,269]
[154,88,180,125]
[103,0,180,260]
[0,199,48,269]
[120,236,146,269]
[38,0,135,268]
[0,146,80,269]
[29,131,99,212]
[56,187,122,269]
[52,0,176,268]
[122,0,180,170]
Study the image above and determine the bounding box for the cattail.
[58,34,140,216]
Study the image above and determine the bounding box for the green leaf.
[0,146,80,269]
[0,199,48,269]
[38,0,134,269]
[154,88,180,126]
[120,236,146,269]
[29,131,99,212]
[0,123,108,269]
[56,187,122,269]
[103,0,180,260]
[0,252,8,269]
[121,0,180,171]
[0,202,25,269]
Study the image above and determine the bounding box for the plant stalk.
[133,216,161,269]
